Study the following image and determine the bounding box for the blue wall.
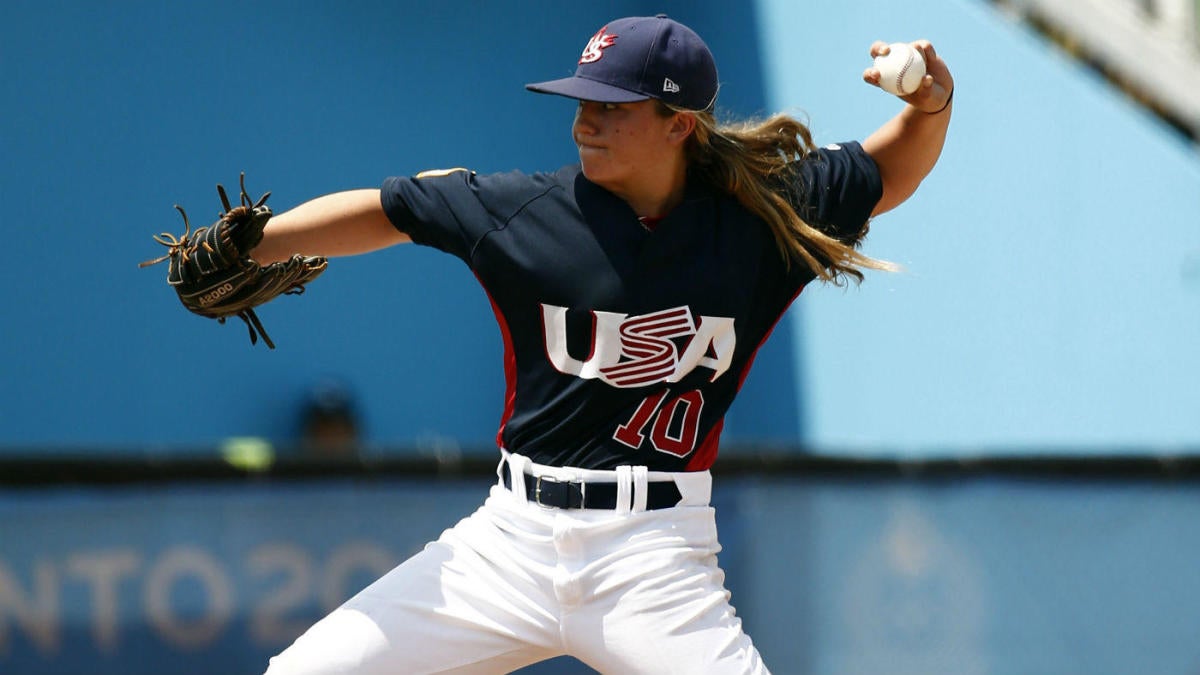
[0,0,788,452]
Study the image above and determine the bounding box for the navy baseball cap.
[526,15,719,111]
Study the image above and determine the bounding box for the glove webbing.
[225,284,308,350]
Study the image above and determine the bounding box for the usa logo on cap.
[579,27,617,64]
[526,15,719,112]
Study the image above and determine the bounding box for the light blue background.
[757,0,1200,453]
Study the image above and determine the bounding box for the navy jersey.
[381,142,881,471]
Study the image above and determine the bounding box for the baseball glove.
[139,173,327,349]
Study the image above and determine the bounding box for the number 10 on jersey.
[613,389,705,458]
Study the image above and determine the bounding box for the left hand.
[863,40,954,113]
[139,173,328,349]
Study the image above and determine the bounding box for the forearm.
[252,189,410,264]
[863,99,952,215]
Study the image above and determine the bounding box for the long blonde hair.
[663,103,895,285]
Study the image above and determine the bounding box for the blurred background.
[1,0,1198,673]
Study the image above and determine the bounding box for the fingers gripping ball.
[139,173,328,349]
[874,42,926,96]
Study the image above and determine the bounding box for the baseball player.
[253,15,954,675]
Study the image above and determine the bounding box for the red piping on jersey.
[638,215,665,231]
[477,275,518,449]
[685,282,809,471]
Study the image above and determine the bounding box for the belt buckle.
[533,474,585,508]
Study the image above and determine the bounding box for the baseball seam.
[896,49,913,94]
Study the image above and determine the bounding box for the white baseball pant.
[264,451,769,674]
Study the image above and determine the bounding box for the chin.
[579,161,599,179]
[579,156,616,186]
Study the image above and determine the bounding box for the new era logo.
[663,78,680,94]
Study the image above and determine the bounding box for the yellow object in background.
[220,437,275,472]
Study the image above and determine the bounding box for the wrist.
[924,87,954,115]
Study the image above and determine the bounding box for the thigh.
[570,508,770,675]
[588,580,769,675]
[265,504,561,675]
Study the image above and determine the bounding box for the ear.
[666,112,697,146]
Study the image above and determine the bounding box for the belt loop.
[507,454,531,503]
[496,449,510,484]
[615,466,633,514]
[631,466,649,513]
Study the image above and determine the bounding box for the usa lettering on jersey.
[541,304,735,388]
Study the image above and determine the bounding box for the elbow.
[871,173,926,216]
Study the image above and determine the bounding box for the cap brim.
[525,76,650,103]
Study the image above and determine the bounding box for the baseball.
[874,42,926,96]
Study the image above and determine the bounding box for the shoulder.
[797,141,881,186]
[478,166,580,220]
[787,140,882,243]
[387,165,570,194]
[383,165,578,216]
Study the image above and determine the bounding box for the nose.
[573,101,600,137]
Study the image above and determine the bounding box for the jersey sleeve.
[380,168,545,265]
[791,141,883,245]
